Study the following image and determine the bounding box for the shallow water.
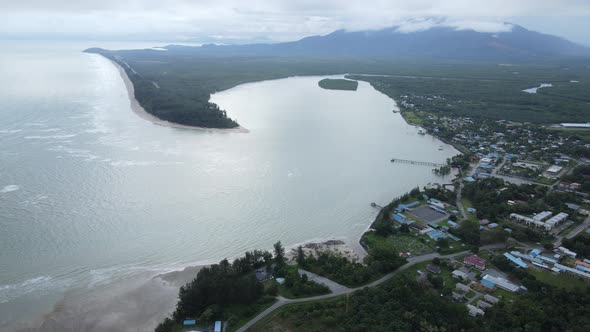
[0,41,457,328]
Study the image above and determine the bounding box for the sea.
[0,40,458,329]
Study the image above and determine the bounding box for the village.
[376,111,590,317]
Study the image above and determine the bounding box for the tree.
[437,238,450,249]
[274,241,286,275]
[296,245,306,266]
[400,224,410,233]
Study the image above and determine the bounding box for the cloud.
[0,0,589,42]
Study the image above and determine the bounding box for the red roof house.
[464,255,486,270]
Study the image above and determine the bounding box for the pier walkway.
[390,158,445,167]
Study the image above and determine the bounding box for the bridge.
[390,158,446,167]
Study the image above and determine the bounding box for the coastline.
[15,266,206,332]
[109,58,249,134]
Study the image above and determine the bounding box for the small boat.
[418,130,426,135]
[392,109,399,113]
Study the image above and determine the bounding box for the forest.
[155,242,328,332]
[85,47,590,128]
[318,78,358,91]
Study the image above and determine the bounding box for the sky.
[1,0,590,45]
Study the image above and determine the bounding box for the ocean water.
[0,41,457,328]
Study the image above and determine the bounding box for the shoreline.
[109,58,249,134]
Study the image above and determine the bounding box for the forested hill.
[164,24,589,61]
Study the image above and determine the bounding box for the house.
[464,255,487,270]
[479,219,490,226]
[427,264,441,274]
[566,203,581,211]
[484,294,499,304]
[275,278,286,284]
[467,304,485,317]
[452,270,468,280]
[255,268,271,282]
[456,283,471,292]
[477,300,493,310]
[452,292,464,301]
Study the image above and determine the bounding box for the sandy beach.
[14,266,204,332]
[111,59,249,134]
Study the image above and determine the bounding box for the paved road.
[237,244,505,331]
[298,269,349,294]
[456,181,468,220]
[566,215,590,240]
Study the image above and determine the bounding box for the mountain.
[163,24,590,61]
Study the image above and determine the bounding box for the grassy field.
[364,232,435,256]
[548,127,590,142]
[527,268,589,291]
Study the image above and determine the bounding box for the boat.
[418,130,426,135]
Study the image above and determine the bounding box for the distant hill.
[163,24,589,61]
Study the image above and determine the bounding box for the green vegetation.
[562,164,590,193]
[277,265,330,299]
[527,268,589,291]
[86,46,590,128]
[155,242,327,332]
[318,78,358,91]
[562,233,590,257]
[363,232,434,256]
[250,274,476,332]
[299,247,405,288]
[348,64,590,124]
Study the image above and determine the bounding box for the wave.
[24,134,77,140]
[0,276,56,304]
[0,185,20,193]
[0,129,22,134]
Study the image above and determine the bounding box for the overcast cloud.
[1,0,589,44]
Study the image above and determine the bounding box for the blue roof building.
[504,252,529,268]
[214,321,222,332]
[183,320,196,326]
[530,249,541,257]
[481,279,496,289]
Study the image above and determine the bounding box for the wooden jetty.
[390,158,445,167]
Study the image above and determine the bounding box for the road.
[566,215,590,240]
[456,180,468,220]
[237,244,506,331]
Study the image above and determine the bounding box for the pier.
[390,158,446,167]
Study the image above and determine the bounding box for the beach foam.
[0,185,20,193]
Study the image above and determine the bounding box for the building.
[427,264,441,274]
[533,211,552,222]
[482,275,520,292]
[477,300,493,310]
[255,268,271,282]
[480,278,496,289]
[452,291,465,301]
[554,263,590,279]
[504,252,528,269]
[546,165,563,175]
[557,246,577,258]
[456,283,471,293]
[467,304,485,317]
[214,321,222,332]
[479,219,490,226]
[558,182,581,191]
[560,123,590,128]
[484,294,499,304]
[464,255,486,270]
[452,270,468,280]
